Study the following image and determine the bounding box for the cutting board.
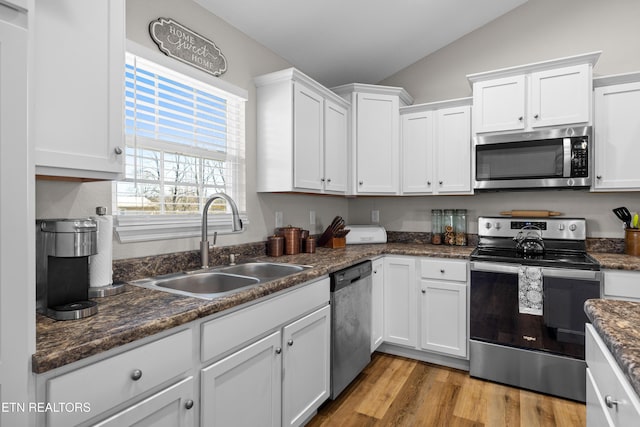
[500,210,562,217]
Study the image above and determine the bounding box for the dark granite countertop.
[34,243,472,373]
[590,252,640,271]
[585,299,640,398]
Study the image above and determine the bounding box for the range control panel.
[478,216,586,240]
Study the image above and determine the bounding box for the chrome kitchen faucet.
[200,193,243,268]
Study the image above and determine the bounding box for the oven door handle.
[470,262,520,274]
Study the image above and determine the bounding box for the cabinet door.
[383,257,417,347]
[293,81,324,191]
[282,305,330,427]
[420,280,467,358]
[435,106,471,194]
[93,377,195,427]
[33,0,125,179]
[530,64,590,128]
[356,92,399,194]
[472,75,525,133]
[593,81,640,190]
[371,258,385,352]
[324,99,348,193]
[401,111,434,194]
[201,332,282,427]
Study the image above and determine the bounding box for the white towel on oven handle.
[518,266,543,316]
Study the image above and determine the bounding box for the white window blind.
[114,51,247,243]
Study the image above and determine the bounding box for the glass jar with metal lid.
[431,209,443,245]
[443,209,455,245]
[454,209,467,246]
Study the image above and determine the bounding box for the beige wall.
[36,0,348,259]
[380,0,640,103]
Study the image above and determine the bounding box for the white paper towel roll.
[90,214,113,288]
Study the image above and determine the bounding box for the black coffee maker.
[36,219,98,320]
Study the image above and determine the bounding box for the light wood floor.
[307,352,586,427]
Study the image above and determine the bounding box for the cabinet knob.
[596,175,602,180]
[275,347,282,354]
[534,114,539,119]
[440,269,445,273]
[287,339,294,346]
[114,146,123,155]
[427,181,431,186]
[604,395,619,409]
[373,270,377,274]
[439,181,443,185]
[130,369,142,381]
[518,116,523,121]
[359,181,363,186]
[185,399,194,410]
[421,289,426,294]
[320,178,325,182]
[327,178,331,183]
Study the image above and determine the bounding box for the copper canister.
[305,236,316,253]
[267,235,284,257]
[282,226,301,255]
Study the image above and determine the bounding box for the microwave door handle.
[563,138,571,178]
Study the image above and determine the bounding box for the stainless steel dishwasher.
[329,260,372,399]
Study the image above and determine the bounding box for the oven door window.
[470,270,598,359]
[476,139,563,181]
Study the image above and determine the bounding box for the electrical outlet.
[275,211,283,228]
[309,210,316,226]
[371,210,380,223]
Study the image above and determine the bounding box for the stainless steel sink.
[217,262,306,281]
[129,262,310,300]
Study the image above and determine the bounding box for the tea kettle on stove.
[514,225,545,256]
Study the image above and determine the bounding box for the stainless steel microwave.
[474,126,592,191]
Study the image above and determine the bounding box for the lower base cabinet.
[201,304,331,427]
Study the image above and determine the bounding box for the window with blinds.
[114,51,247,243]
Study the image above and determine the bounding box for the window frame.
[114,41,248,244]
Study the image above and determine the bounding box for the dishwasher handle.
[330,260,372,292]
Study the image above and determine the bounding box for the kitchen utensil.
[613,207,632,228]
[500,210,562,217]
[633,214,638,229]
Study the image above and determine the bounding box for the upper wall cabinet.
[32,0,125,180]
[468,52,600,134]
[255,68,350,194]
[592,72,640,191]
[400,98,472,195]
[332,83,413,195]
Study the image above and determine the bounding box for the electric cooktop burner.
[471,216,600,271]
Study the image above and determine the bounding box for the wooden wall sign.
[149,18,227,77]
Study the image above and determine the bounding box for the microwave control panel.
[570,138,589,177]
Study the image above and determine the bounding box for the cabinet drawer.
[201,277,329,362]
[47,329,192,427]
[420,258,467,281]
[603,270,640,301]
[585,324,640,426]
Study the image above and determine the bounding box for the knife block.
[324,236,346,249]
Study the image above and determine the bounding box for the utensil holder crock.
[625,228,640,256]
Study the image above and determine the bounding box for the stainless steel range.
[469,216,601,402]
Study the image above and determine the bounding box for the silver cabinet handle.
[439,181,443,185]
[421,289,426,294]
[327,178,331,183]
[287,339,294,346]
[427,181,431,185]
[320,178,325,182]
[597,175,602,179]
[440,269,445,273]
[114,146,123,155]
[185,399,194,410]
[275,347,282,354]
[604,395,619,409]
[359,181,363,186]
[518,116,523,121]
[130,369,142,381]
[534,114,539,119]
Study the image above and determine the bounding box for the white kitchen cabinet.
[32,0,125,180]
[332,83,413,195]
[201,332,282,427]
[419,258,468,358]
[94,376,195,427]
[468,52,599,134]
[282,305,331,427]
[200,277,330,427]
[44,329,193,427]
[593,73,640,191]
[255,68,350,194]
[383,256,417,347]
[401,99,472,195]
[602,269,640,301]
[586,324,640,426]
[371,258,385,352]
